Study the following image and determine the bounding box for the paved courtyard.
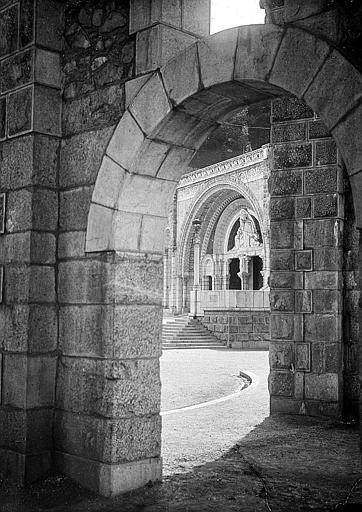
[161,349,270,475]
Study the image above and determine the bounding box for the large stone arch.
[62,24,362,496]
[86,25,362,253]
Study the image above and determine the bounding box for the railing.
[199,290,270,311]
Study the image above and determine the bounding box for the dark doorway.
[252,256,263,290]
[229,258,241,289]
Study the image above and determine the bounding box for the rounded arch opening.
[81,23,362,483]
[86,25,362,254]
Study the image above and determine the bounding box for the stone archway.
[86,25,362,252]
[174,182,266,312]
[58,25,362,496]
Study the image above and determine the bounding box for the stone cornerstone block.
[56,356,161,418]
[54,411,161,464]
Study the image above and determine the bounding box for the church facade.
[164,145,271,348]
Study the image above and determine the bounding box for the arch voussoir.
[197,27,238,88]
[234,24,284,83]
[268,27,331,99]
[332,103,362,180]
[106,110,145,171]
[161,43,201,107]
[303,50,362,133]
[128,72,171,135]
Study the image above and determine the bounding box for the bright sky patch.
[210,0,265,34]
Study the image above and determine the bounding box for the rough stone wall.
[269,95,344,417]
[342,171,360,420]
[261,0,362,423]
[55,0,164,495]
[262,0,362,72]
[0,0,63,484]
[202,311,270,349]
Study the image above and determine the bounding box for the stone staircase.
[162,315,225,350]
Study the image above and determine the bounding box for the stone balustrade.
[199,289,270,312]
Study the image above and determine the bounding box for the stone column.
[0,0,63,484]
[163,249,168,307]
[269,96,343,417]
[239,255,250,290]
[182,276,188,312]
[223,259,229,290]
[55,253,163,496]
[190,219,201,316]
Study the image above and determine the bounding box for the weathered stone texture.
[54,411,161,463]
[274,142,312,169]
[7,86,33,137]
[0,49,33,94]
[59,187,94,231]
[0,408,52,453]
[60,127,113,188]
[56,356,161,418]
[270,250,294,271]
[342,180,360,419]
[58,259,114,304]
[272,97,314,123]
[202,311,270,349]
[1,304,57,352]
[2,354,57,408]
[0,4,18,58]
[0,135,59,189]
[60,305,113,357]
[58,231,86,259]
[269,94,344,418]
[269,371,294,397]
[20,0,34,48]
[63,0,134,135]
[270,197,295,220]
[113,258,163,305]
[315,140,337,166]
[271,122,306,143]
[113,305,162,358]
[270,170,303,196]
[62,85,124,135]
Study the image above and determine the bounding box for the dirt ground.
[0,415,361,511]
[1,350,361,511]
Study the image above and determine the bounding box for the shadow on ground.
[1,415,361,511]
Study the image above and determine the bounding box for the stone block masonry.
[55,251,164,497]
[0,0,361,498]
[202,311,270,350]
[0,0,63,485]
[269,95,345,418]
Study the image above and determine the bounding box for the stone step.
[163,331,218,337]
[163,334,218,338]
[163,339,219,344]
[163,343,225,350]
[161,316,224,350]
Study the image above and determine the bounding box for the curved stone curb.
[161,370,258,416]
